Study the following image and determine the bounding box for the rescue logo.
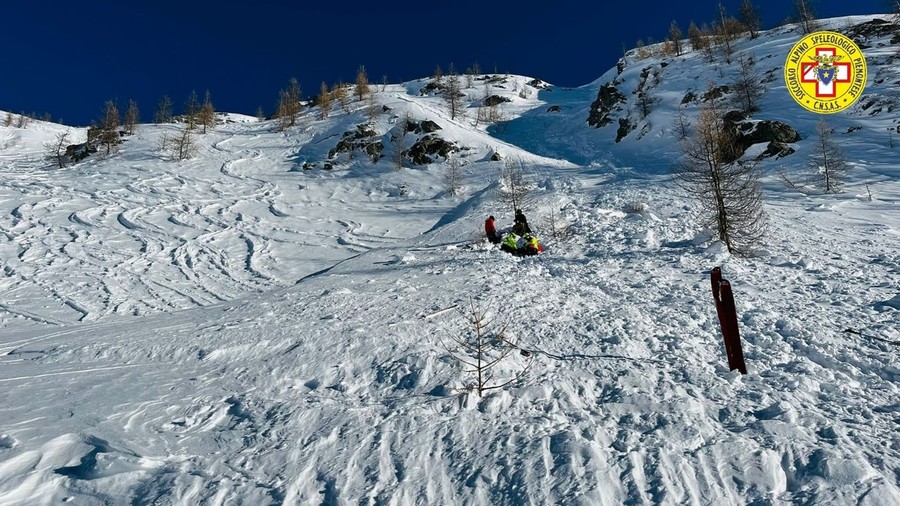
[784,30,867,114]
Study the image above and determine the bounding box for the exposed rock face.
[419,81,443,96]
[405,135,457,165]
[476,75,508,86]
[405,120,441,134]
[527,79,551,90]
[65,142,97,162]
[615,117,634,143]
[761,141,796,158]
[737,120,801,146]
[419,120,441,133]
[703,85,730,102]
[721,115,801,161]
[483,95,511,107]
[588,83,626,128]
[845,18,898,43]
[328,123,383,162]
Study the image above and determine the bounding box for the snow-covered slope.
[1,15,898,505]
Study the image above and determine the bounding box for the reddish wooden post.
[710,268,747,374]
[718,280,747,374]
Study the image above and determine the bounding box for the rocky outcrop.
[405,119,441,134]
[588,83,626,128]
[405,135,457,165]
[761,142,795,158]
[846,18,898,44]
[483,95,511,107]
[703,85,730,102]
[419,81,443,96]
[615,118,634,143]
[328,123,383,162]
[737,120,801,146]
[721,115,801,161]
[527,79,551,90]
[65,142,97,162]
[419,120,441,133]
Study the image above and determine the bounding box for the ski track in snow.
[1,21,899,504]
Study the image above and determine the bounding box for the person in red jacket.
[484,215,501,244]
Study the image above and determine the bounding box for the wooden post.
[718,280,747,374]
[710,268,747,374]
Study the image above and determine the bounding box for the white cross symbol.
[800,47,852,98]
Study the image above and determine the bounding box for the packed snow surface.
[0,15,898,505]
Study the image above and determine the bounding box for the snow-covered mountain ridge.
[0,14,898,505]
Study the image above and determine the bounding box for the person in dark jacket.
[513,209,531,236]
[484,215,501,244]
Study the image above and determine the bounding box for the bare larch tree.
[155,95,173,124]
[740,0,762,39]
[124,99,139,135]
[355,65,370,102]
[668,20,683,56]
[44,130,70,168]
[730,53,763,114]
[673,87,766,256]
[100,100,120,155]
[184,90,199,130]
[317,82,332,120]
[795,0,817,34]
[198,90,215,134]
[439,300,533,397]
[444,64,464,120]
[391,112,410,171]
[498,158,532,215]
[810,118,849,194]
[445,156,463,196]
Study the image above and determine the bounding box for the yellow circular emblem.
[783,30,867,114]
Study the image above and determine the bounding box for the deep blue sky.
[2,0,892,126]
